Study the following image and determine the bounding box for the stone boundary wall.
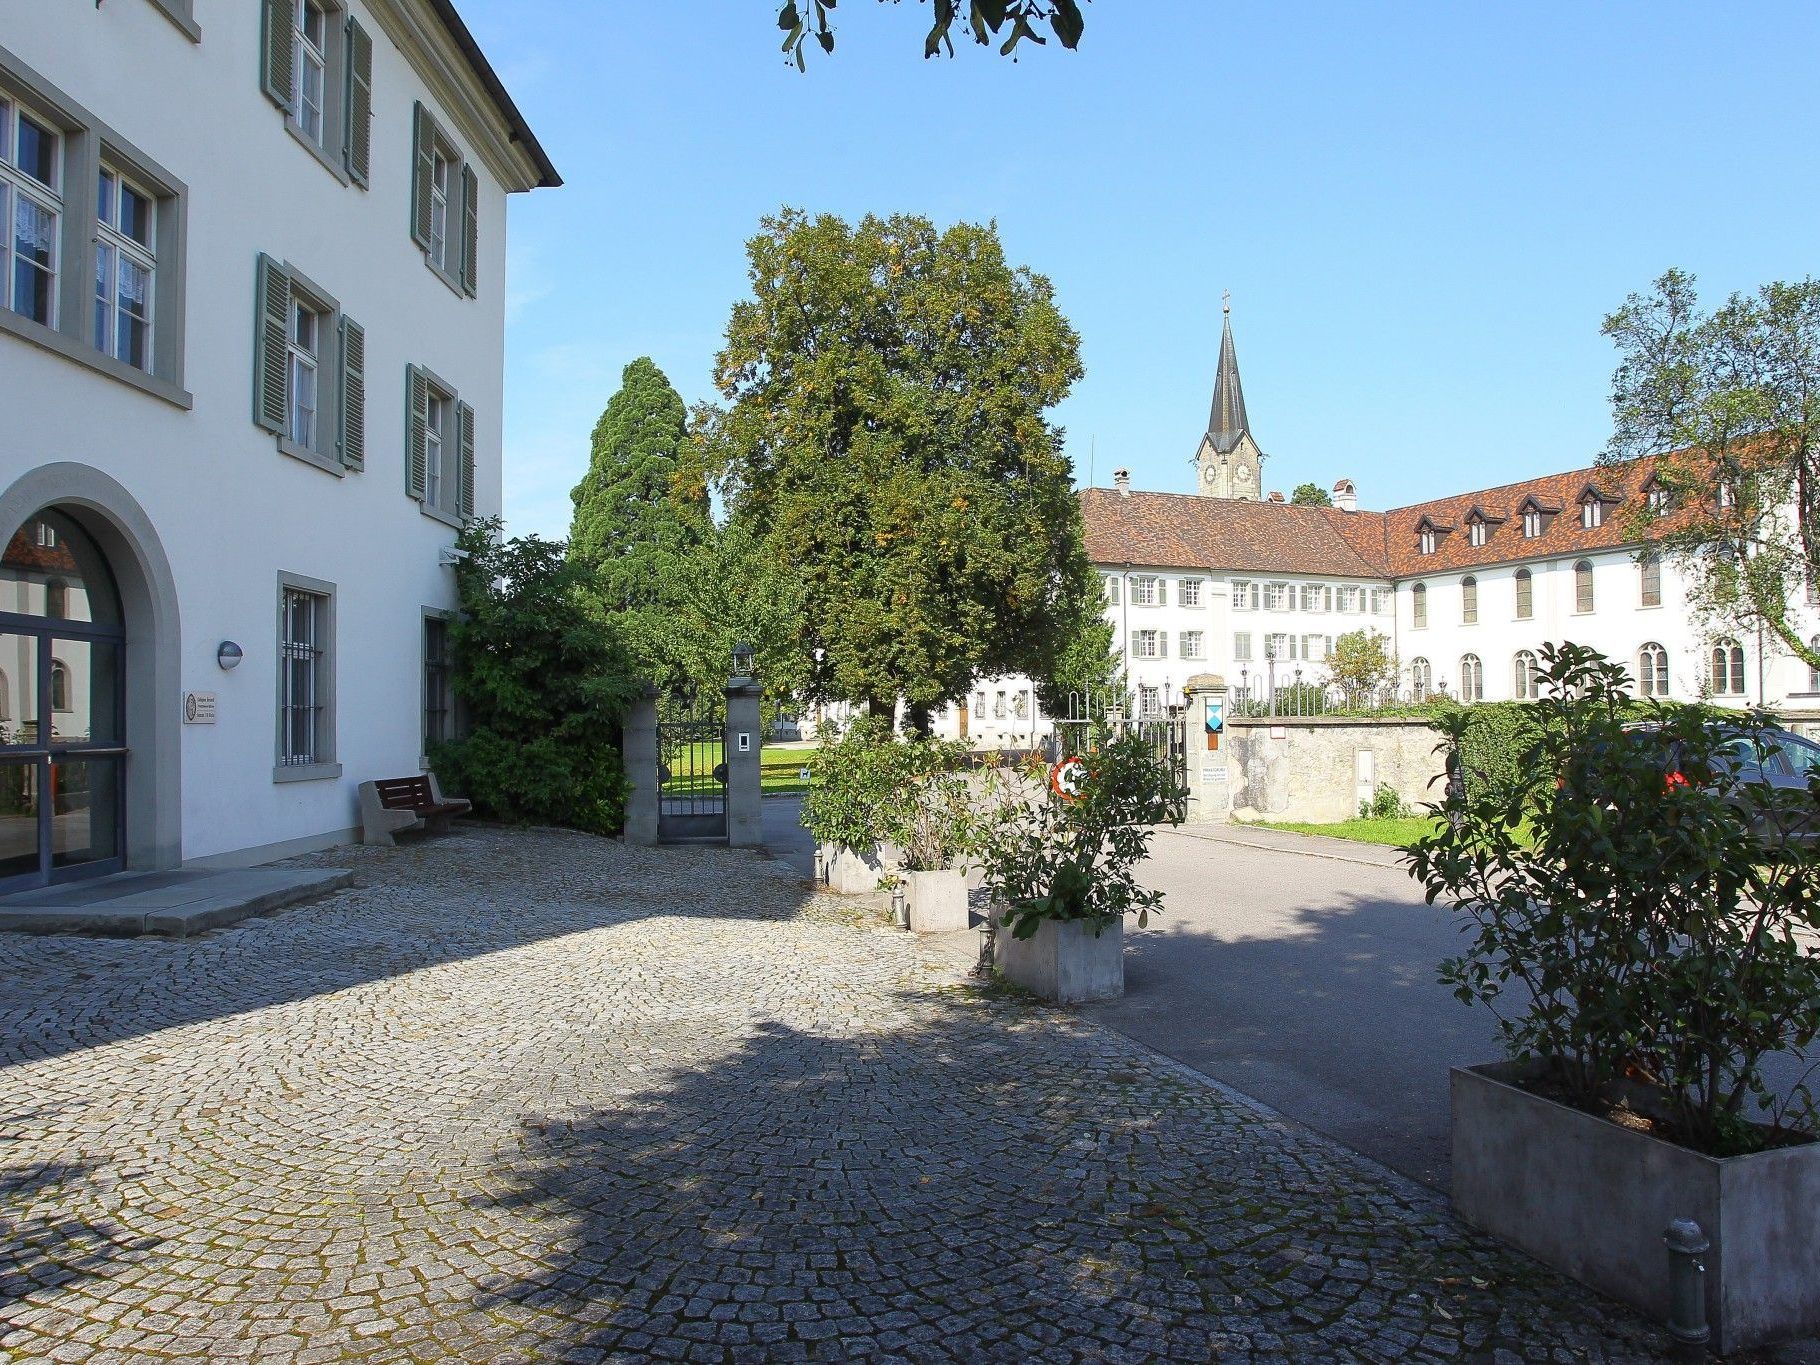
[1225,716,1447,825]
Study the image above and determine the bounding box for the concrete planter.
[1452,1060,1820,1355]
[992,906,1124,1004]
[904,868,970,933]
[817,842,890,896]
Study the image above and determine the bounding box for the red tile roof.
[1080,456,1681,581]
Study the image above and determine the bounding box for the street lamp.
[732,641,755,680]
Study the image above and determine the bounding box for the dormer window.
[1717,483,1735,511]
[1582,499,1603,529]
[1522,509,1542,538]
[1419,529,1435,556]
[1468,522,1486,547]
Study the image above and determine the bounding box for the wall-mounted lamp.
[217,641,244,671]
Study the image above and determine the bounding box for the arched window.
[1638,642,1670,698]
[1574,560,1595,614]
[1512,650,1540,700]
[1708,640,1745,696]
[1461,575,1478,624]
[1459,653,1484,703]
[1410,657,1432,699]
[1514,567,1533,620]
[1412,581,1428,629]
[49,659,70,712]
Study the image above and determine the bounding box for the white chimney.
[1113,467,1131,496]
[1333,478,1357,513]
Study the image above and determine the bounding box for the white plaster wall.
[1,1,515,862]
[1394,548,1820,707]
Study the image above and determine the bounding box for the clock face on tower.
[1203,465,1219,485]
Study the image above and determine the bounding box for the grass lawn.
[1249,814,1536,850]
[662,742,818,795]
[1249,815,1442,849]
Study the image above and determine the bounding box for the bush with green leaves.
[1407,641,1820,1155]
[430,520,643,836]
[1358,782,1411,821]
[801,717,916,854]
[983,727,1187,940]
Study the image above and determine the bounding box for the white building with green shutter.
[0,0,558,891]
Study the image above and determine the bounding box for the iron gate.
[657,699,728,843]
[1046,692,1188,791]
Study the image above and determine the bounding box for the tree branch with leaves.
[1601,268,1820,674]
[776,0,1085,68]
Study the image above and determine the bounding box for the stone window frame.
[274,262,348,475]
[0,45,190,408]
[273,570,341,783]
[262,0,360,187]
[420,606,456,768]
[145,0,202,43]
[1179,629,1205,661]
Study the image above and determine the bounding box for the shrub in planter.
[1407,641,1820,1349]
[982,728,1186,1000]
[802,717,921,891]
[888,738,992,931]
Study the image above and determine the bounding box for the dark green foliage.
[432,520,642,835]
[800,716,917,854]
[1290,482,1333,507]
[1042,614,1122,715]
[1358,783,1411,821]
[568,358,713,693]
[1407,642,1820,1155]
[695,208,1095,722]
[777,0,1085,68]
[1602,269,1820,672]
[983,728,1187,940]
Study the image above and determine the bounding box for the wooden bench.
[357,773,472,845]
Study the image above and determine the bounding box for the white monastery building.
[946,303,1819,747]
[0,0,556,890]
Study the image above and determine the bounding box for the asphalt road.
[1088,824,1499,1190]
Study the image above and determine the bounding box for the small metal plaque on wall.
[182,692,217,724]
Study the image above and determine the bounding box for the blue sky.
[465,2,1820,540]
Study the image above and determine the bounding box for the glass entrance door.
[0,510,126,892]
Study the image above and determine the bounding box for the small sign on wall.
[736,732,752,753]
[183,692,217,725]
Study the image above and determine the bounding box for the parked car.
[1572,722,1820,849]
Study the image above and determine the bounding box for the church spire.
[1205,294,1251,456]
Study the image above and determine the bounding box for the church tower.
[1194,298,1264,499]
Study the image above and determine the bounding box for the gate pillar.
[725,676,764,848]
[1182,673,1232,824]
[623,685,661,846]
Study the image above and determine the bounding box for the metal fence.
[1229,664,1446,718]
[1043,691,1188,784]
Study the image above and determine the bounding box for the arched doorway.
[0,509,127,889]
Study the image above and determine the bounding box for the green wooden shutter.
[338,316,366,471]
[410,104,435,251]
[459,164,479,296]
[405,366,428,498]
[343,16,373,187]
[456,401,476,519]
[253,254,291,434]
[260,0,293,109]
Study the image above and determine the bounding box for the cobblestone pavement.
[0,827,1675,1362]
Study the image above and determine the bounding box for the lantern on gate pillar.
[731,641,755,680]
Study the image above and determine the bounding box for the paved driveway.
[1088,826,1497,1191]
[0,826,1669,1361]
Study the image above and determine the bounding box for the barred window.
[423,614,452,751]
[279,584,330,767]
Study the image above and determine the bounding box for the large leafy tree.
[776,0,1084,67]
[1602,269,1820,673]
[693,208,1095,727]
[569,358,714,692]
[1290,482,1333,507]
